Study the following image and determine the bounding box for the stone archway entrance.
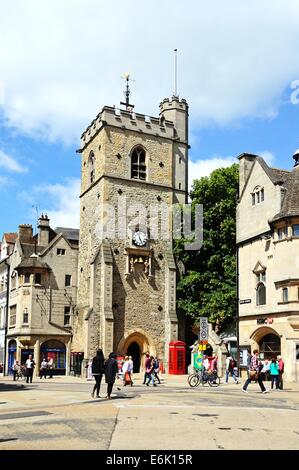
[117,328,156,373]
[259,333,281,359]
[127,341,141,373]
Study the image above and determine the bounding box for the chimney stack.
[38,214,50,247]
[18,224,33,244]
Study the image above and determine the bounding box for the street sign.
[239,299,251,304]
[199,317,209,341]
[198,345,206,351]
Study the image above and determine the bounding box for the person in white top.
[25,355,35,383]
[39,358,48,379]
[122,356,133,386]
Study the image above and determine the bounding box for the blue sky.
[1,0,299,235]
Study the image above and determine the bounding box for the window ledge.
[278,301,299,305]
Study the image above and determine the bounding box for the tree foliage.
[175,164,239,332]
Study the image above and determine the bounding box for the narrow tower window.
[88,151,95,184]
[131,147,146,180]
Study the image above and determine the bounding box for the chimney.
[18,224,33,244]
[238,153,257,196]
[38,214,50,247]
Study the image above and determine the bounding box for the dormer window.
[131,147,146,181]
[252,186,264,205]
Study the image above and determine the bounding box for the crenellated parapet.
[80,105,178,150]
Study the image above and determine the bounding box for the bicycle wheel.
[208,375,220,387]
[188,374,200,387]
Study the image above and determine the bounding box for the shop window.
[282,287,288,303]
[65,275,72,287]
[64,306,71,326]
[259,333,281,360]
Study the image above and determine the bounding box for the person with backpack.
[225,354,239,384]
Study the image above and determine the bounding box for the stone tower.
[72,95,189,372]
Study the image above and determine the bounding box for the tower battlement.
[80,105,178,149]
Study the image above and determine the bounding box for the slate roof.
[16,257,51,270]
[272,166,299,221]
[54,227,79,241]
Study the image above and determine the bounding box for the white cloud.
[189,156,236,187]
[189,149,276,187]
[259,150,275,166]
[1,0,299,144]
[26,178,80,228]
[0,150,27,173]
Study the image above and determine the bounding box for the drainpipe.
[3,258,10,376]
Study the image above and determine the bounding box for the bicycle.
[15,366,27,381]
[188,369,220,387]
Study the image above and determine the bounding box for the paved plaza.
[0,374,299,450]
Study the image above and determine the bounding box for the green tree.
[175,163,238,332]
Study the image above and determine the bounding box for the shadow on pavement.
[0,383,26,392]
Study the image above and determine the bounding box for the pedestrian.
[12,360,20,381]
[91,349,105,398]
[143,352,151,385]
[128,356,134,385]
[39,357,48,379]
[122,356,133,386]
[153,356,161,384]
[270,357,280,390]
[242,349,268,394]
[86,357,93,381]
[146,356,157,386]
[277,355,284,390]
[225,354,238,384]
[260,359,270,381]
[25,354,35,384]
[104,352,119,399]
[47,357,54,378]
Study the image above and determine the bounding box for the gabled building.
[5,215,79,375]
[0,232,17,373]
[237,151,299,382]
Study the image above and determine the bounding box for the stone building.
[72,95,189,372]
[237,151,299,381]
[4,216,79,375]
[0,232,17,372]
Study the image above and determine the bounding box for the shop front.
[40,339,66,375]
[239,314,299,382]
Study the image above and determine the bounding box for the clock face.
[133,230,147,246]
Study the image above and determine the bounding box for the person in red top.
[277,355,284,390]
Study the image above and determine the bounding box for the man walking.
[25,354,35,384]
[242,349,268,394]
[91,349,105,398]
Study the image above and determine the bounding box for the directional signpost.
[199,317,209,341]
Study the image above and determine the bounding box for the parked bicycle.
[188,368,220,387]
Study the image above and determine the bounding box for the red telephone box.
[168,341,186,374]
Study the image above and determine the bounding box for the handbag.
[124,371,131,384]
[249,369,258,380]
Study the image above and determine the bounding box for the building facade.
[0,233,17,373]
[237,152,299,381]
[72,96,189,371]
[4,217,79,375]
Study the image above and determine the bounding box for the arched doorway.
[127,341,141,373]
[8,340,17,375]
[259,333,281,359]
[40,339,66,375]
